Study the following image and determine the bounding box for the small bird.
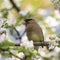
[24,18,44,49]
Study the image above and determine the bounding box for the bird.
[23,18,44,50]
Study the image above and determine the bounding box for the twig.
[34,42,49,46]
[8,49,23,60]
[12,25,26,41]
[9,0,20,12]
[12,25,21,40]
[14,42,49,47]
[58,0,60,13]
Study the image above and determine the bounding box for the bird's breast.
[26,23,44,42]
[30,33,41,42]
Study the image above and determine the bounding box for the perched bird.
[24,18,44,49]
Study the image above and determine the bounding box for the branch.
[8,49,23,60]
[12,25,26,41]
[9,0,20,12]
[12,25,21,40]
[34,42,49,46]
[15,42,49,47]
[58,0,60,13]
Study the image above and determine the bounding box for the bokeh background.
[0,0,60,60]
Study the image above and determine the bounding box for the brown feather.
[25,19,44,42]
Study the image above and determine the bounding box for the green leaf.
[58,41,60,47]
[50,13,55,17]
[10,27,14,35]
[17,46,25,52]
[0,40,14,51]
[49,40,54,45]
[57,33,60,38]
[32,50,40,56]
[1,52,12,58]
[24,48,40,57]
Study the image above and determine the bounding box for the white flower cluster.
[20,39,34,49]
[0,33,6,43]
[4,0,12,9]
[0,18,7,27]
[17,52,25,60]
[19,10,29,16]
[7,19,16,26]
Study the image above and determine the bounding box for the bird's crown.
[24,18,33,22]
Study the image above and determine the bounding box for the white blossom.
[4,0,12,9]
[0,54,2,60]
[0,34,6,43]
[20,35,34,48]
[54,10,60,19]
[37,57,43,60]
[38,48,46,57]
[45,16,58,27]
[19,10,29,16]
[14,0,21,7]
[6,29,20,44]
[0,28,6,33]
[49,45,54,50]
[0,18,6,27]
[17,52,25,59]
[55,37,60,42]
[53,46,60,59]
[16,25,26,37]
[7,19,16,26]
[54,47,60,53]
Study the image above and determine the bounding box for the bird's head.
[24,18,33,22]
[23,18,35,26]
